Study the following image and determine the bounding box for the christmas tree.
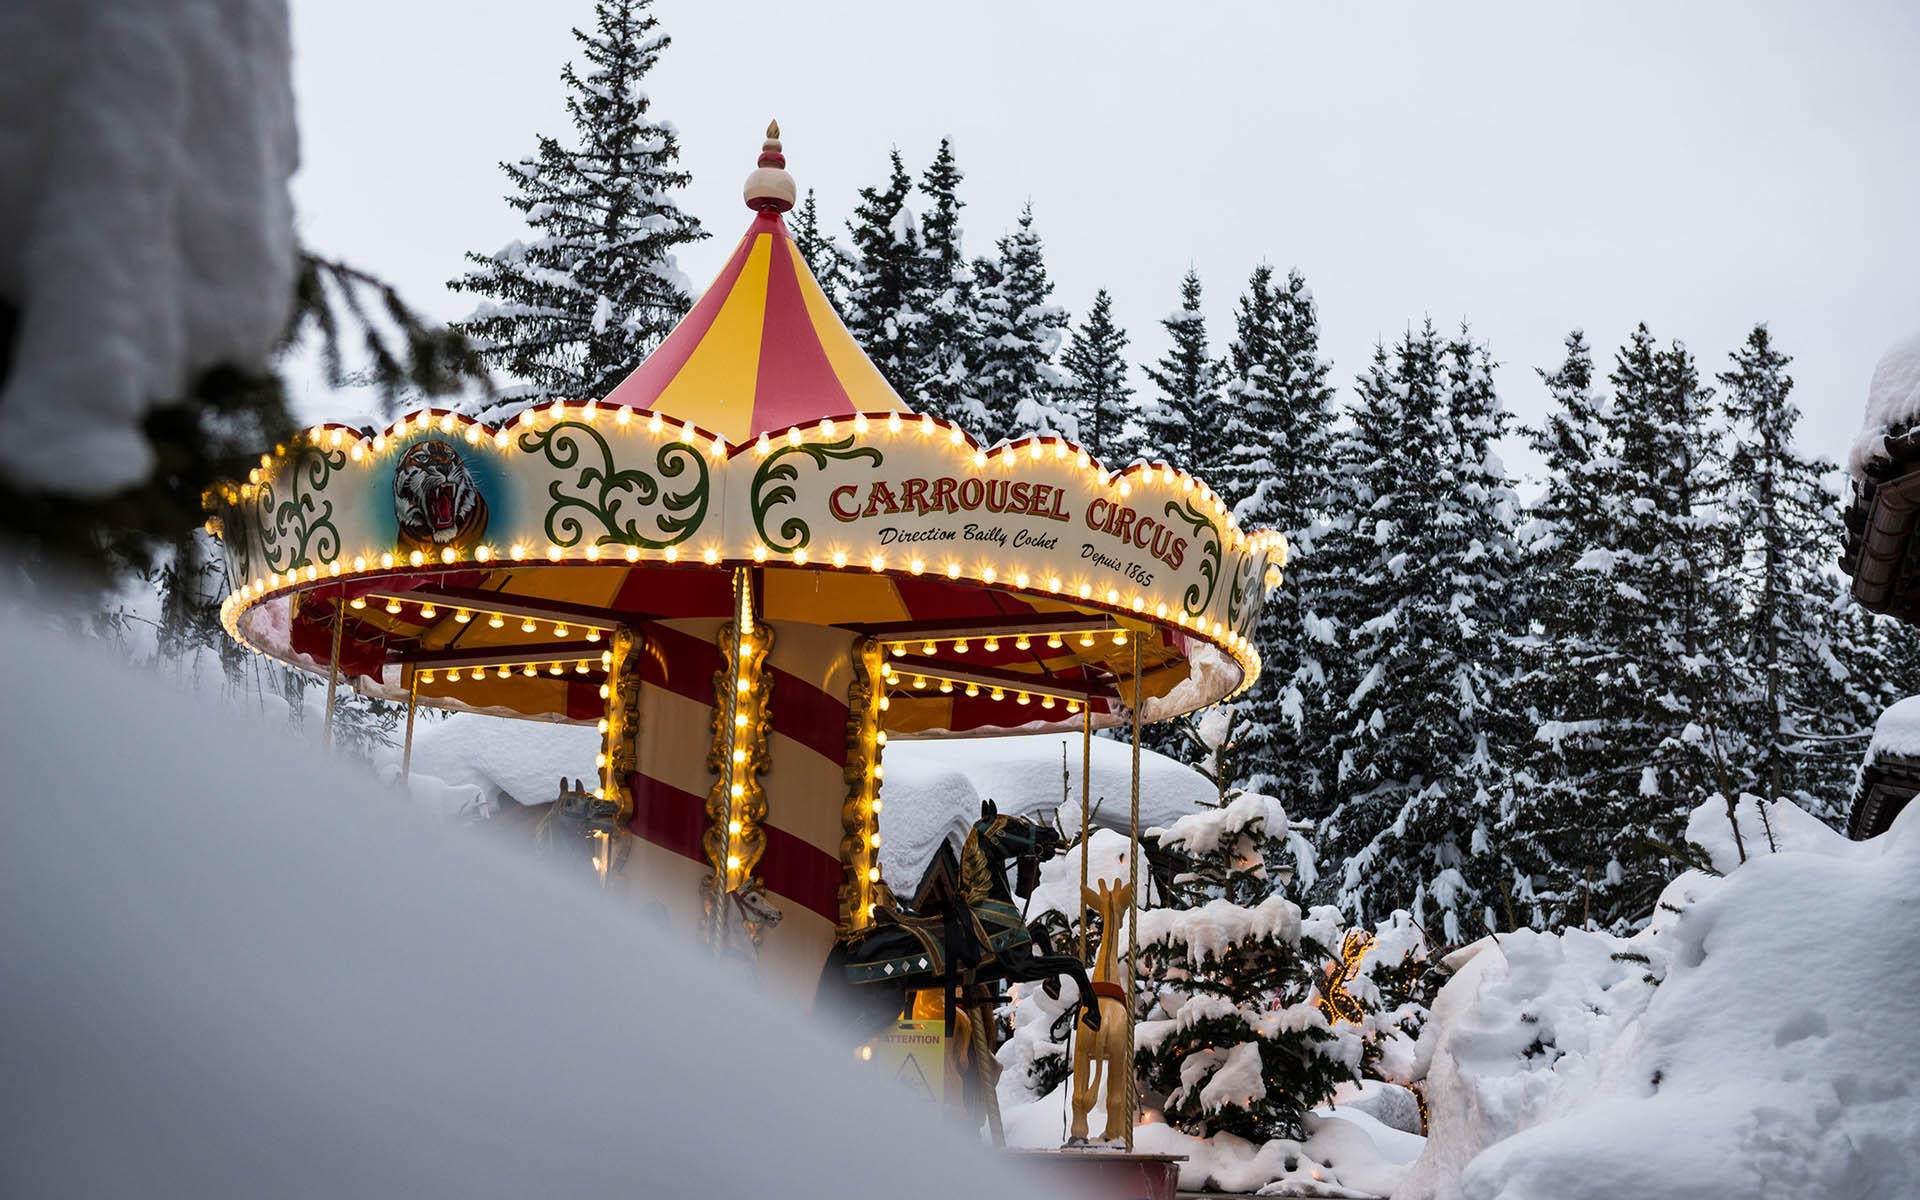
[1314,324,1525,941]
[1060,289,1134,462]
[913,140,980,427]
[1139,268,1223,475]
[1136,792,1359,1141]
[843,149,924,402]
[967,205,1071,442]
[452,0,704,420]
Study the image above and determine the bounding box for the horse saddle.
[845,898,1031,985]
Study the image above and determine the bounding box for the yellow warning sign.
[860,1020,946,1104]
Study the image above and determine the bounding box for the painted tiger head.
[393,439,487,551]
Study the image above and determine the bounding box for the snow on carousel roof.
[599,123,909,445]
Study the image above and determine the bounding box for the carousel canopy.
[205,125,1283,739]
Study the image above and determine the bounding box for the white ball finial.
[743,120,795,213]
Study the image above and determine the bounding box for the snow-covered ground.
[0,600,1038,1198]
[401,713,1220,885]
[1397,794,1920,1199]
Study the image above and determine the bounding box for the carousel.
[206,126,1282,1180]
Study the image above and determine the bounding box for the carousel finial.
[744,119,795,213]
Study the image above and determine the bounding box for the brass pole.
[1078,704,1092,962]
[322,596,344,750]
[1125,639,1143,1152]
[401,665,418,781]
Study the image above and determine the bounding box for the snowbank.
[0,0,299,495]
[1399,795,1920,1199]
[1867,693,1920,759]
[403,713,1217,886]
[1849,328,1920,480]
[0,599,1033,1198]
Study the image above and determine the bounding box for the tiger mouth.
[426,483,457,531]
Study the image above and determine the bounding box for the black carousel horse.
[815,800,1101,1049]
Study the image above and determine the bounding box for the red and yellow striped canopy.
[601,209,909,444]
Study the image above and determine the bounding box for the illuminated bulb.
[854,413,869,433]
[908,558,924,575]
[731,784,744,800]
[752,545,768,563]
[870,792,882,805]
[522,664,536,677]
[496,665,511,679]
[868,867,881,883]
[548,544,563,562]
[625,545,640,563]
[965,683,980,698]
[586,545,601,562]
[920,414,934,436]
[793,548,808,566]
[735,712,749,728]
[728,820,743,835]
[1067,701,1081,714]
[1015,572,1030,588]
[616,407,631,425]
[890,645,905,657]
[1029,442,1042,460]
[703,548,719,565]
[602,651,614,667]
[939,680,953,693]
[787,426,801,446]
[973,450,987,468]
[887,413,902,433]
[576,661,590,674]
[681,421,695,444]
[585,629,601,642]
[665,546,679,562]
[921,640,937,655]
[1113,630,1128,645]
[726,854,742,870]
[548,663,562,675]
[732,748,747,764]
[1042,696,1055,709]
[913,675,928,689]
[599,684,610,699]
[489,613,505,628]
[1016,635,1032,651]
[879,697,890,711]
[510,545,526,561]
[953,639,968,653]
[420,604,438,619]
[419,669,435,684]
[447,669,461,682]
[736,676,750,693]
[1080,632,1095,647]
[982,567,996,584]
[1053,442,1066,459]
[820,418,835,435]
[521,618,537,633]
[385,599,402,614]
[1107,589,1120,604]
[869,833,882,849]
[353,556,367,571]
[380,553,394,569]
[1078,584,1093,599]
[350,597,368,610]
[991,688,1006,702]
[409,550,425,567]
[1047,634,1063,649]
[552,623,568,637]
[454,609,471,623]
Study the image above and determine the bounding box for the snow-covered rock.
[0,597,1031,1198]
[1398,797,1920,1199]
[1849,328,1920,480]
[0,0,299,495]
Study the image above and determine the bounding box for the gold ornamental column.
[703,568,773,944]
[837,636,887,936]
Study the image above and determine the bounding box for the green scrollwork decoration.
[1164,498,1222,617]
[520,420,708,549]
[750,436,883,553]
[1227,548,1262,635]
[264,446,346,573]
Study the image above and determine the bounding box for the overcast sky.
[289,0,1919,479]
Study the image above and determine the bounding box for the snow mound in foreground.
[1399,795,1920,1200]
[0,0,298,495]
[0,601,1026,1198]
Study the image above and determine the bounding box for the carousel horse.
[535,777,626,876]
[1069,878,1134,1143]
[816,801,1102,1050]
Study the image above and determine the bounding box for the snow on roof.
[402,714,1217,886]
[1848,328,1920,479]
[1867,693,1920,759]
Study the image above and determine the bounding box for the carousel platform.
[1002,1149,1187,1200]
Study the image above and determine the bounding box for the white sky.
[289,0,1920,479]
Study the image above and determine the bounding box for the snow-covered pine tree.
[1139,269,1223,475]
[844,150,924,401]
[789,189,853,311]
[452,0,703,419]
[912,140,980,427]
[1718,325,1899,825]
[1215,267,1340,825]
[1514,325,1738,929]
[1060,290,1134,463]
[967,205,1071,443]
[1136,793,1358,1141]
[1314,324,1524,940]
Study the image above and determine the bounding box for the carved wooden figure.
[1070,878,1134,1143]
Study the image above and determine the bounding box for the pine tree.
[1215,267,1339,830]
[1513,326,1738,929]
[1139,269,1223,475]
[1718,325,1900,825]
[452,0,703,418]
[844,150,924,401]
[967,205,1071,442]
[1060,289,1134,462]
[1136,793,1358,1141]
[789,189,853,311]
[912,140,978,426]
[1313,324,1524,940]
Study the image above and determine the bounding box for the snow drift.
[1398,795,1920,1199]
[0,600,1036,1198]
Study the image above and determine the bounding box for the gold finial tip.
[767,119,780,138]
[745,121,794,212]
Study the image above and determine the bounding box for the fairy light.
[1015,635,1031,651]
[984,637,1000,652]
[488,613,505,629]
